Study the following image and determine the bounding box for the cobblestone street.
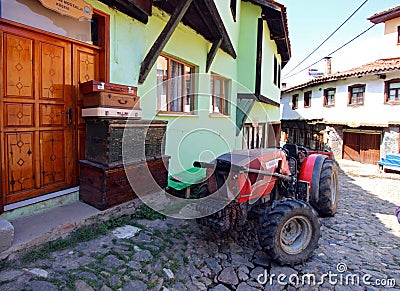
[0,161,399,291]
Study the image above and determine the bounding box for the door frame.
[0,10,109,212]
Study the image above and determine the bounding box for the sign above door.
[38,0,92,20]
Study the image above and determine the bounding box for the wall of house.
[382,18,400,58]
[281,72,400,125]
[237,2,261,93]
[261,21,281,103]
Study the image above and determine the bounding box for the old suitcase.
[84,118,167,166]
[81,107,142,119]
[79,156,170,210]
[83,91,140,109]
[80,80,138,96]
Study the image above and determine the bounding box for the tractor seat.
[283,143,298,160]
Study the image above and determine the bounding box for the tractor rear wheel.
[311,159,338,217]
[258,199,320,266]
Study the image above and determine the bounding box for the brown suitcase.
[82,91,140,109]
[80,80,138,96]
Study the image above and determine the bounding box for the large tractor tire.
[311,159,338,217]
[258,199,320,266]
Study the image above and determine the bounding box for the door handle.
[62,108,72,125]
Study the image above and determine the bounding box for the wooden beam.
[139,0,194,84]
[255,18,263,96]
[258,94,280,107]
[98,0,149,23]
[206,38,222,73]
[127,0,152,15]
[203,0,236,58]
[192,1,219,37]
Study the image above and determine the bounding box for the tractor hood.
[216,148,290,174]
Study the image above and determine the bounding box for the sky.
[279,0,400,86]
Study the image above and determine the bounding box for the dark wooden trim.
[237,93,280,107]
[257,94,280,107]
[203,0,236,58]
[192,1,219,37]
[206,39,222,72]
[139,0,194,84]
[230,0,237,22]
[249,0,282,11]
[98,0,149,23]
[255,18,263,96]
[93,9,110,82]
[127,0,152,15]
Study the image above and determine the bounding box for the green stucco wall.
[261,21,282,103]
[237,2,261,93]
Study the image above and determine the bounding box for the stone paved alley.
[0,160,400,291]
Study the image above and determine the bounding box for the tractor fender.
[298,154,328,202]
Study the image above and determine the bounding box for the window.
[385,79,400,104]
[273,55,281,88]
[292,94,299,110]
[324,88,336,107]
[156,55,194,113]
[348,84,365,105]
[210,74,230,115]
[304,91,312,107]
[243,123,265,149]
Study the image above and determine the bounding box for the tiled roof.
[283,58,400,93]
[368,6,400,24]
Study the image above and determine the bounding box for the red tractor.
[193,143,338,265]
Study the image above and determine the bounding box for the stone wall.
[381,126,400,157]
[325,125,344,160]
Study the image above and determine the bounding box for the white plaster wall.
[382,18,400,59]
[281,71,400,125]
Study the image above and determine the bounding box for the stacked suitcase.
[80,80,142,118]
[78,81,169,210]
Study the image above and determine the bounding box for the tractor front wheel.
[258,199,320,265]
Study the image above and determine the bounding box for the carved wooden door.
[0,27,73,205]
[72,44,99,183]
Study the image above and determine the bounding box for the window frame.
[291,94,299,110]
[397,26,400,44]
[304,91,312,108]
[323,88,336,107]
[384,78,400,104]
[156,54,195,114]
[210,73,230,115]
[230,0,237,22]
[273,55,281,88]
[348,84,365,106]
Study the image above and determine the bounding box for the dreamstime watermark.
[256,263,396,288]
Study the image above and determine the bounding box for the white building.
[280,6,400,164]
